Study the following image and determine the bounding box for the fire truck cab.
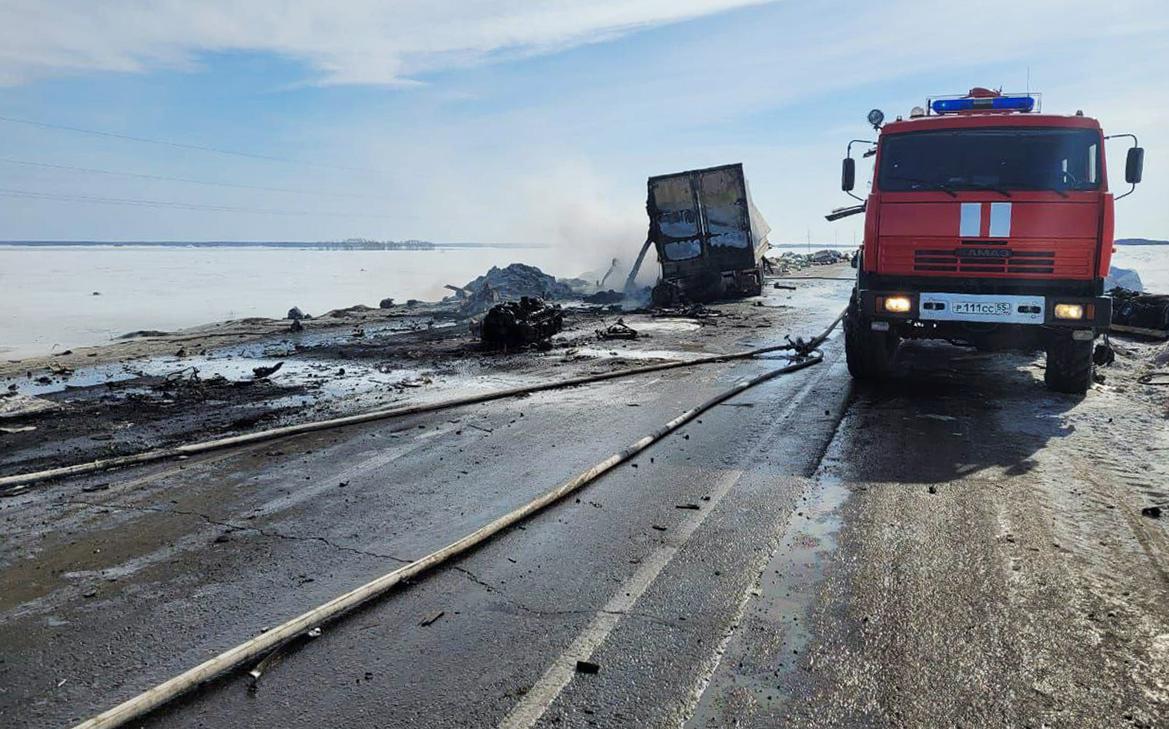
[834,88,1144,393]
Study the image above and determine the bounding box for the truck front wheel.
[844,297,898,381]
[1044,333,1093,394]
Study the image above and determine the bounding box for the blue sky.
[0,0,1165,261]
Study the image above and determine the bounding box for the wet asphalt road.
[1,301,852,728]
[4,296,1169,728]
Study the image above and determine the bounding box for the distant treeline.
[1116,238,1169,246]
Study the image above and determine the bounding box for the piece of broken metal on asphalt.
[247,649,286,694]
[419,611,445,627]
[574,660,600,674]
[251,362,285,380]
[596,318,639,341]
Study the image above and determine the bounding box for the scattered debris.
[654,303,720,320]
[1110,288,1169,339]
[764,249,852,275]
[379,297,396,309]
[675,503,700,510]
[582,289,625,305]
[575,660,600,674]
[1141,506,1162,519]
[0,425,37,434]
[0,394,61,419]
[286,307,308,321]
[118,330,170,339]
[398,376,432,388]
[419,611,445,627]
[251,362,285,380]
[459,263,576,306]
[328,305,375,318]
[481,297,564,350]
[773,283,797,290]
[1093,342,1116,366]
[596,319,639,341]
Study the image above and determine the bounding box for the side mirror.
[841,158,856,192]
[1125,147,1144,184]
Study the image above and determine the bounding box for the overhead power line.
[0,157,386,200]
[0,187,396,219]
[0,114,386,175]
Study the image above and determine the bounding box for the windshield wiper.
[885,176,957,197]
[961,182,1012,198]
[1000,181,1070,198]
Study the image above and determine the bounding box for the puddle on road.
[625,318,702,334]
[569,347,706,362]
[685,473,851,727]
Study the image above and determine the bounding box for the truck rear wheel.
[844,296,898,380]
[1044,334,1093,394]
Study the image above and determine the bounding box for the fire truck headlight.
[1054,303,1085,320]
[882,295,912,314]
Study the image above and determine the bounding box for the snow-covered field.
[1111,244,1169,292]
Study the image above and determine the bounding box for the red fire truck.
[832,88,1144,393]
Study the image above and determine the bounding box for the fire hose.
[2,312,843,494]
[70,310,844,729]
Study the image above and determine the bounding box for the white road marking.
[499,347,843,729]
[497,468,744,729]
[680,356,848,725]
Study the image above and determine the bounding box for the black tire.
[844,294,898,380]
[1045,334,1093,394]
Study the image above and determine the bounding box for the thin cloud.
[0,0,773,86]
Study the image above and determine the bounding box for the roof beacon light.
[931,94,1036,115]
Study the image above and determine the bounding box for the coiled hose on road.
[61,309,846,729]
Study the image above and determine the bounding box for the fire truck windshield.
[878,127,1101,194]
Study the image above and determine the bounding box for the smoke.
[504,160,655,286]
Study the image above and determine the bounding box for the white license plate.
[918,293,1045,324]
[951,301,1011,316]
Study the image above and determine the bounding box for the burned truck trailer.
[646,163,770,304]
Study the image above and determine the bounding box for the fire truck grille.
[913,248,1056,275]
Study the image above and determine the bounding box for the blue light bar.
[931,95,1036,114]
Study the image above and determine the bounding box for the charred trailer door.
[647,163,770,303]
